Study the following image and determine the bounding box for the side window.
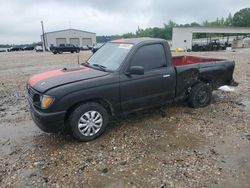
[130,44,167,72]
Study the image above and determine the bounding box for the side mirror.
[129,66,144,75]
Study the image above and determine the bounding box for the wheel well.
[64,98,114,122]
[185,79,212,96]
[191,79,212,88]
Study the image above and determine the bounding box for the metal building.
[41,29,96,50]
[172,27,250,50]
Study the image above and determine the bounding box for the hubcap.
[78,111,103,137]
[197,90,208,104]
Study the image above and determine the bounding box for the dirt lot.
[0,50,249,188]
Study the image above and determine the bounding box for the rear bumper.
[29,100,66,133]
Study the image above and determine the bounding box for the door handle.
[163,74,170,78]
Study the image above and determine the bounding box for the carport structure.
[172,27,250,50]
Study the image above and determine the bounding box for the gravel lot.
[0,50,249,188]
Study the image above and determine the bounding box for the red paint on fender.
[29,67,90,87]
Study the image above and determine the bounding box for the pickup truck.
[50,44,80,54]
[27,38,235,141]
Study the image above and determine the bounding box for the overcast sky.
[0,0,250,44]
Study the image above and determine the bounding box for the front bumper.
[29,100,66,133]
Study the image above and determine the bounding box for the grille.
[28,87,35,100]
[28,86,40,102]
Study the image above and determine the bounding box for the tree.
[225,13,233,26]
[190,22,200,27]
[232,8,250,27]
[95,8,250,43]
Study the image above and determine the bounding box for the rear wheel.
[76,49,80,53]
[58,50,63,54]
[188,83,212,108]
[69,102,109,141]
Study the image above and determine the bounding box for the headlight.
[40,95,54,109]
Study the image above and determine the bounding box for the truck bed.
[172,56,235,98]
[173,56,224,66]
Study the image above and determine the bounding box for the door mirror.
[129,66,144,75]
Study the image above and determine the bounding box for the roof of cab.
[110,37,166,45]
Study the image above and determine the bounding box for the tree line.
[97,8,250,43]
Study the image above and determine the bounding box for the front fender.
[47,83,121,115]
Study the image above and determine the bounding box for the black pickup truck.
[50,44,80,54]
[27,38,235,141]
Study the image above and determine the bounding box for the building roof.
[173,26,250,34]
[173,26,250,29]
[44,28,96,35]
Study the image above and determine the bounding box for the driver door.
[119,43,176,113]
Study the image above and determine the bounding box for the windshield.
[86,42,133,71]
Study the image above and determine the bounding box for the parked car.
[91,43,104,53]
[23,46,34,51]
[50,44,80,54]
[192,39,231,52]
[35,45,43,52]
[7,47,23,52]
[81,45,91,51]
[27,38,235,141]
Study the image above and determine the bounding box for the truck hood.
[29,66,109,93]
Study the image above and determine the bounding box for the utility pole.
[41,21,46,52]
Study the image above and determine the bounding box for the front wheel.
[69,102,109,141]
[76,49,80,53]
[188,83,212,108]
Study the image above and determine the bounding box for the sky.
[0,0,250,44]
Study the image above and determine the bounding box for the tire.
[69,102,109,141]
[58,50,63,54]
[188,83,212,108]
[76,49,80,53]
[53,51,57,54]
[71,51,74,53]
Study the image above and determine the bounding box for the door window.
[130,44,167,72]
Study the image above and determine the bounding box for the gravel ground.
[0,50,249,188]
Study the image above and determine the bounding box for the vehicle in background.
[7,47,23,52]
[50,44,80,54]
[91,43,104,53]
[23,46,35,51]
[86,44,94,51]
[207,39,226,51]
[27,38,235,141]
[0,49,6,53]
[81,45,90,51]
[192,39,231,52]
[35,46,43,52]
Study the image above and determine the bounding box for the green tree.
[232,8,250,27]
[190,22,200,27]
[225,13,233,26]
[95,8,250,42]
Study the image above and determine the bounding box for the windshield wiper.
[92,64,107,71]
[82,61,90,67]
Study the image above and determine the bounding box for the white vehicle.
[35,46,43,52]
